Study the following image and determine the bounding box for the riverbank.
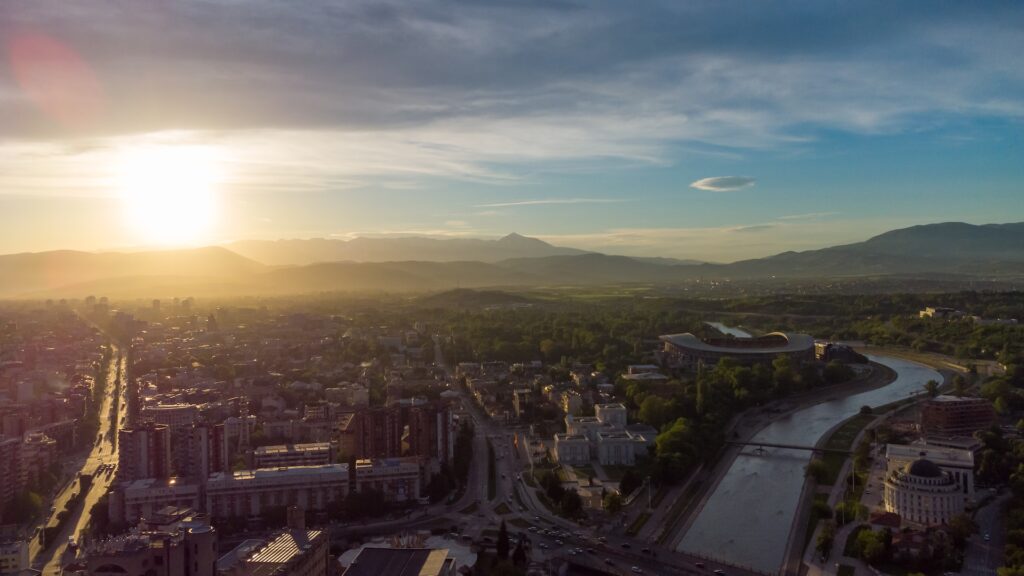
[788,352,966,576]
[665,361,897,549]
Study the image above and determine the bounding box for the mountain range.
[0,222,1021,298]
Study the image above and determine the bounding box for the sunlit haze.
[0,2,1022,259]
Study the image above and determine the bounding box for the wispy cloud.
[690,176,756,192]
[476,198,625,208]
[776,212,840,220]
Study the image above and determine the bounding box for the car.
[587,548,596,554]
[528,526,536,532]
[597,536,607,543]
[984,534,991,541]
[539,543,549,549]
[556,540,564,545]
[568,550,577,556]
[621,543,631,549]
[695,562,706,569]
[714,570,725,575]
[642,548,651,554]
[631,567,643,574]
[604,559,614,566]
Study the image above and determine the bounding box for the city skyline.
[1,2,1023,260]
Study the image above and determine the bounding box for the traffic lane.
[963,491,1010,576]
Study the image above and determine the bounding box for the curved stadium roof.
[659,332,815,354]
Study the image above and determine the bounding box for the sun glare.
[115,145,222,246]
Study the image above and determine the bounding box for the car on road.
[984,533,991,541]
[695,562,705,569]
[597,536,607,543]
[620,543,631,549]
[642,548,651,554]
[604,559,614,566]
[714,570,725,575]
[631,567,643,573]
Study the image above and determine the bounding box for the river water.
[676,355,942,574]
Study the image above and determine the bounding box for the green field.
[820,413,875,485]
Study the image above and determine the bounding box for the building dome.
[908,458,943,478]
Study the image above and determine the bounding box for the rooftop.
[343,547,452,576]
[928,395,992,404]
[209,464,348,483]
[659,331,815,354]
[886,443,974,467]
[254,442,331,456]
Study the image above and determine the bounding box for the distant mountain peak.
[498,232,547,246]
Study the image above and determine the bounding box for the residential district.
[0,298,1018,576]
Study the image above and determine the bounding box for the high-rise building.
[118,423,172,481]
[353,402,453,463]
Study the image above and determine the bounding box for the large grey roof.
[659,332,815,354]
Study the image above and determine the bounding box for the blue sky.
[0,1,1022,261]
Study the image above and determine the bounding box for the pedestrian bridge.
[726,440,851,455]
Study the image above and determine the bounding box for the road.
[33,346,127,575]
[963,491,1010,576]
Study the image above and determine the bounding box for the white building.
[206,464,349,518]
[555,402,649,466]
[883,458,966,527]
[596,431,648,466]
[885,444,974,503]
[552,434,590,466]
[594,403,628,427]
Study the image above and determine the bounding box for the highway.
[32,346,127,575]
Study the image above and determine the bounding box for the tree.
[816,521,836,558]
[560,490,583,516]
[604,492,623,514]
[638,395,674,430]
[806,460,829,483]
[952,374,968,397]
[497,520,510,560]
[619,470,642,497]
[924,379,940,398]
[948,512,977,545]
[513,539,527,566]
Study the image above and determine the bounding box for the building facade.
[205,464,349,519]
[885,443,975,503]
[883,458,965,527]
[118,423,173,481]
[353,458,422,502]
[920,396,996,437]
[253,443,333,469]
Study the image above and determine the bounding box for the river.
[676,354,942,574]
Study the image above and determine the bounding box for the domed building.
[883,456,965,526]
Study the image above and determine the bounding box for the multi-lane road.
[32,346,127,575]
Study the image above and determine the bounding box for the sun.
[115,145,222,246]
